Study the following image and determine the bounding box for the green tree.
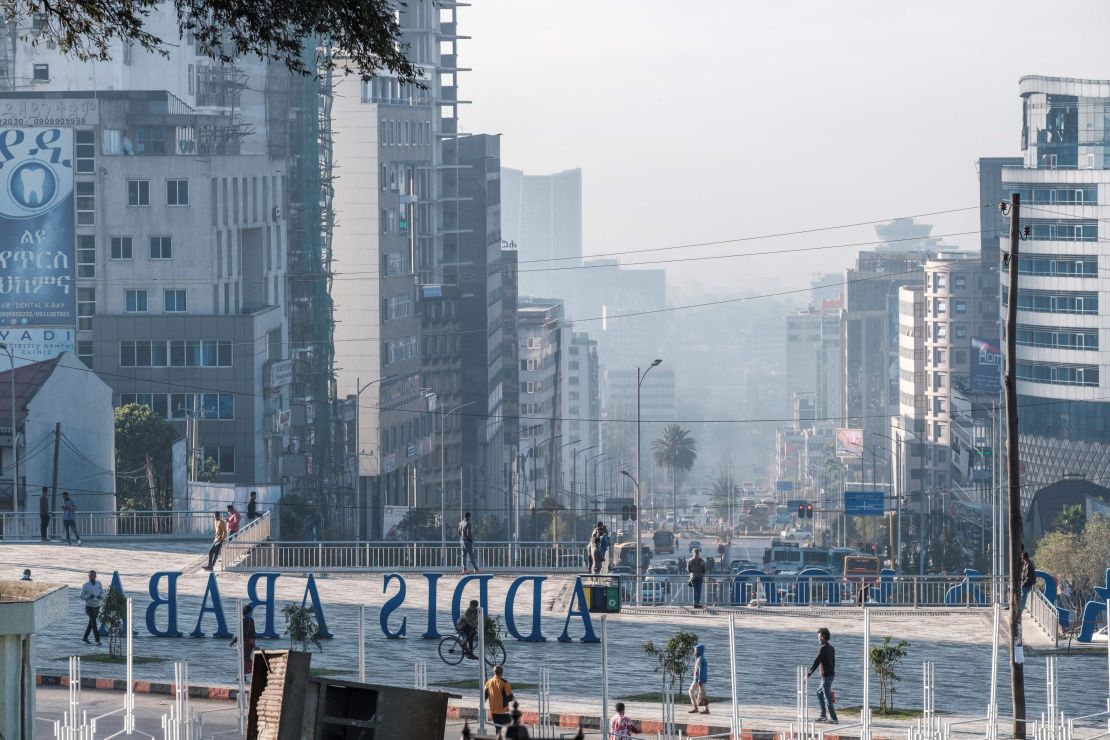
[114,404,179,511]
[1052,504,1086,535]
[651,425,698,529]
[282,604,323,652]
[6,0,421,82]
[709,472,737,524]
[99,585,127,659]
[642,630,699,695]
[869,637,909,713]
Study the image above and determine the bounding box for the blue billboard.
[844,490,885,516]
[0,128,75,364]
[970,337,1001,394]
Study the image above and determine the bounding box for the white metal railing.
[1028,585,1061,644]
[220,512,272,570]
[0,510,217,541]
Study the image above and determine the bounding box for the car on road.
[641,576,669,605]
[779,528,814,544]
[729,558,757,573]
[688,540,702,553]
[657,558,680,574]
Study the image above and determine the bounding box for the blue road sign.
[844,490,885,516]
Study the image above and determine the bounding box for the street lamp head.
[651,358,662,367]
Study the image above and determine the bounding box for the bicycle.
[438,632,506,668]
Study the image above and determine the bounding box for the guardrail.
[1028,584,1061,644]
[0,510,218,541]
[220,512,272,570]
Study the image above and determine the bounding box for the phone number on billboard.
[0,117,90,127]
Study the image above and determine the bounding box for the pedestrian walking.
[1020,551,1037,610]
[229,604,257,677]
[610,701,641,738]
[226,504,241,537]
[594,523,610,574]
[246,491,259,521]
[202,512,227,571]
[61,491,80,545]
[459,511,479,573]
[80,570,103,646]
[484,664,515,729]
[687,547,706,608]
[808,626,838,724]
[688,643,709,713]
[39,486,50,542]
[20,568,31,581]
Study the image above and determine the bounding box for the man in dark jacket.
[39,487,50,542]
[459,512,479,573]
[1020,551,1037,611]
[687,548,707,608]
[807,627,837,724]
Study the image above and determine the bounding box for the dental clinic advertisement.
[0,128,76,365]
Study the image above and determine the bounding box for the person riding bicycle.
[456,599,480,658]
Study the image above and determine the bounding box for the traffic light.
[806,503,814,519]
[620,505,636,521]
[797,503,805,518]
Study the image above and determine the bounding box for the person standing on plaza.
[229,604,257,678]
[226,503,241,537]
[202,511,227,571]
[610,701,641,738]
[808,626,838,724]
[594,525,610,574]
[688,643,709,713]
[1020,551,1037,610]
[39,486,50,542]
[80,570,103,646]
[61,491,80,545]
[246,491,259,522]
[484,664,515,730]
[687,547,707,608]
[459,511,479,573]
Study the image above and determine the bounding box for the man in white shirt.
[80,570,103,646]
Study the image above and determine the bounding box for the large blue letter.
[451,574,493,628]
[505,576,546,642]
[191,572,231,638]
[558,577,598,643]
[300,574,332,638]
[246,572,280,638]
[145,571,183,637]
[422,572,442,639]
[380,573,407,639]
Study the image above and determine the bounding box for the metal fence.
[1027,583,1061,643]
[222,540,591,573]
[220,512,272,570]
[0,509,219,541]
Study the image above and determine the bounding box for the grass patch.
[434,679,539,691]
[617,692,730,703]
[56,654,166,665]
[836,706,931,720]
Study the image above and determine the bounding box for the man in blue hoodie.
[688,643,709,714]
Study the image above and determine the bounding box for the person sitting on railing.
[456,599,480,657]
[202,512,227,571]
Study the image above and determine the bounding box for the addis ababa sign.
[108,571,603,643]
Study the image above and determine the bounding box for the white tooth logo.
[19,166,47,206]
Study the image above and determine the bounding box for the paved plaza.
[8,541,1110,731]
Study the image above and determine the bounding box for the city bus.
[843,555,882,578]
[652,530,676,554]
[615,542,653,573]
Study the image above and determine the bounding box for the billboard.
[970,338,1002,394]
[844,490,885,516]
[835,428,864,458]
[0,127,76,365]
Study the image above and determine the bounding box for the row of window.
[362,77,432,107]
[388,336,418,364]
[111,236,174,261]
[127,179,190,207]
[378,119,433,147]
[124,289,186,313]
[1005,288,1099,315]
[1017,361,1099,386]
[1026,220,1098,242]
[119,392,234,420]
[521,381,544,394]
[1016,255,1098,277]
[1016,326,1099,351]
[119,340,233,368]
[1004,185,1098,206]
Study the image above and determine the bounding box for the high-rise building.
[517,299,564,510]
[500,167,582,299]
[977,157,1024,279]
[1002,75,1110,494]
[562,331,600,517]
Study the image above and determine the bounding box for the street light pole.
[0,344,17,514]
[352,375,396,541]
[621,470,642,604]
[635,359,662,592]
[892,423,925,576]
[441,401,476,564]
[586,453,609,523]
[572,445,597,528]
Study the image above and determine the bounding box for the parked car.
[730,559,756,573]
[779,528,814,544]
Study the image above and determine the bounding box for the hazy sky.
[462,0,1110,298]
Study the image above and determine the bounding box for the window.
[119,341,167,368]
[135,127,166,155]
[77,235,95,278]
[1018,361,1099,386]
[953,275,967,289]
[199,393,234,420]
[200,446,235,474]
[77,341,93,369]
[75,130,95,173]
[164,289,187,313]
[934,323,947,339]
[110,236,133,260]
[954,301,967,314]
[934,299,947,315]
[125,289,148,312]
[75,181,95,225]
[166,179,189,206]
[77,288,94,330]
[149,236,172,260]
[127,179,149,206]
[32,64,48,82]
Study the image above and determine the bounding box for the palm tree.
[709,471,737,524]
[652,424,698,528]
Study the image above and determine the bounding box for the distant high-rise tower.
[500,167,582,298]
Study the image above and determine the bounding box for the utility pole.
[50,422,60,511]
[1003,192,1026,738]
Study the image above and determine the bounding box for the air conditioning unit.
[272,205,281,221]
